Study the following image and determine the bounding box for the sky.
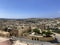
[0,0,60,19]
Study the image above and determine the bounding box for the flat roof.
[0,37,9,42]
[29,34,43,37]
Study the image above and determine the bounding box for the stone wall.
[27,35,55,42]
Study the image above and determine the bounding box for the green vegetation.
[23,28,53,37]
[53,30,60,34]
[33,28,40,34]
[48,28,60,34]
[42,30,53,37]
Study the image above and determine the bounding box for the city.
[0,0,60,45]
[0,18,60,45]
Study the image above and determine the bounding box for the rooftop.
[0,37,9,42]
[0,37,12,45]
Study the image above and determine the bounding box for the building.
[0,30,10,37]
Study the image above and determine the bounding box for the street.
[55,33,60,43]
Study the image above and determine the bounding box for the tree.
[33,28,40,34]
[42,30,53,37]
[45,31,52,37]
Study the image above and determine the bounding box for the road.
[54,33,60,43]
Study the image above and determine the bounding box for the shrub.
[33,28,40,34]
[42,30,53,37]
